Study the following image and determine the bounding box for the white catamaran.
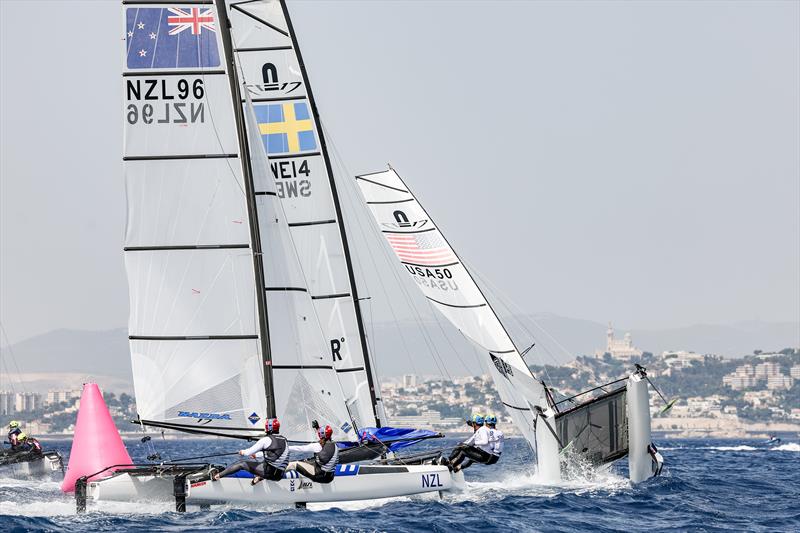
[78,0,662,511]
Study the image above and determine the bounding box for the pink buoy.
[61,383,132,492]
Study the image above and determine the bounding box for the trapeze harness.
[260,435,289,480]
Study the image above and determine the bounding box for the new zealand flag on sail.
[125,7,220,69]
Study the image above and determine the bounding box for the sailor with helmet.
[212,418,288,485]
[285,422,339,484]
[445,414,494,472]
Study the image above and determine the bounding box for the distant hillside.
[3,328,131,379]
[2,318,797,381]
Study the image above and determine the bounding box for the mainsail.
[123,1,355,441]
[220,0,382,430]
[355,168,549,448]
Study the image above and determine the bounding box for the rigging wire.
[0,322,24,395]
[324,135,458,383]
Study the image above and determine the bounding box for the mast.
[215,0,275,417]
[278,0,381,425]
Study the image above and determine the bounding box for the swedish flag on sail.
[255,102,317,155]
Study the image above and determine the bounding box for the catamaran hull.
[188,465,462,505]
[86,464,463,507]
[0,452,63,479]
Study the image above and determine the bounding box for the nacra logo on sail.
[177,411,231,421]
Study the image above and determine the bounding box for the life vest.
[261,435,289,470]
[7,428,20,445]
[28,438,43,453]
[488,428,504,456]
[315,441,339,473]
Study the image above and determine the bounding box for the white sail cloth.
[223,0,380,431]
[122,1,354,442]
[355,168,548,448]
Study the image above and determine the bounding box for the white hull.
[1,452,63,479]
[87,464,464,508]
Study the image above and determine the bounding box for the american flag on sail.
[125,7,220,69]
[385,232,457,266]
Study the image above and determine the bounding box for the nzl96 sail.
[123,0,358,442]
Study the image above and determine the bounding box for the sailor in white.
[485,414,503,465]
[447,414,494,472]
[212,418,288,485]
[286,424,338,484]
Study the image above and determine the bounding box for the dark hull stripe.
[265,287,308,293]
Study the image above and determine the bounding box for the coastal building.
[13,392,42,413]
[755,362,781,380]
[661,350,706,369]
[0,391,14,415]
[790,365,800,380]
[595,323,643,361]
[766,375,794,391]
[46,389,82,405]
[723,365,757,390]
[402,374,418,389]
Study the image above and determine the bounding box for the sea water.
[2,437,798,532]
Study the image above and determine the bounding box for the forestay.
[221,0,381,431]
[122,1,354,442]
[355,168,549,448]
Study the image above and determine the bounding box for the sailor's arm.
[473,428,490,447]
[240,436,272,457]
[288,442,322,455]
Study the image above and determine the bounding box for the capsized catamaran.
[77,0,460,510]
[355,167,665,484]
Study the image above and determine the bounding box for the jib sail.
[218,0,382,430]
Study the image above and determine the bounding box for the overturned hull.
[84,463,464,510]
[537,371,663,483]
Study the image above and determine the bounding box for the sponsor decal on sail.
[490,354,514,378]
[248,412,261,425]
[125,7,220,69]
[178,411,232,421]
[255,102,317,155]
[382,210,428,230]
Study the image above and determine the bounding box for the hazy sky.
[1,0,798,345]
